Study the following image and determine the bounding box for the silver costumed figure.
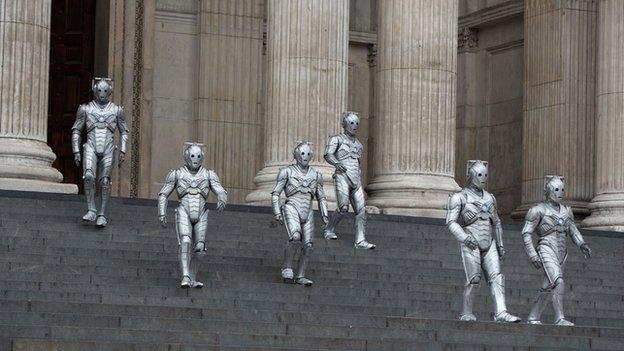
[322,112,375,249]
[71,77,129,227]
[446,160,521,322]
[158,143,228,288]
[522,175,591,326]
[272,141,329,286]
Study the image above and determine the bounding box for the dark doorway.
[48,0,96,192]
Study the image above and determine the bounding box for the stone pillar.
[246,0,349,206]
[366,0,460,218]
[582,0,624,230]
[0,0,77,193]
[512,0,597,219]
[197,0,264,204]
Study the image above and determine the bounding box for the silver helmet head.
[466,160,488,190]
[341,111,360,136]
[293,141,313,168]
[183,143,204,171]
[544,175,565,204]
[92,78,113,104]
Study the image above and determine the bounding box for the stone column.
[0,0,77,193]
[366,0,460,218]
[246,0,349,206]
[582,0,624,230]
[512,0,597,219]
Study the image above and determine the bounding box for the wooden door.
[48,0,96,192]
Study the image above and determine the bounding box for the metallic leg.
[460,244,481,321]
[281,240,299,283]
[528,276,552,324]
[190,212,208,288]
[461,283,478,321]
[96,148,114,227]
[296,242,314,286]
[483,243,520,322]
[193,209,209,252]
[179,236,192,288]
[296,214,315,286]
[96,177,110,227]
[281,204,302,283]
[352,187,374,249]
[176,208,193,288]
[552,279,573,326]
[324,174,349,240]
[82,144,97,221]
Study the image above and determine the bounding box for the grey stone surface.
[0,192,623,350]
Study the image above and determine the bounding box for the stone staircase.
[0,190,623,350]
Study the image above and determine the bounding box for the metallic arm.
[491,196,504,250]
[566,207,585,247]
[158,170,176,218]
[208,171,228,206]
[521,206,541,259]
[116,107,129,154]
[71,105,87,154]
[315,172,329,220]
[271,168,288,218]
[445,193,469,242]
[323,136,340,166]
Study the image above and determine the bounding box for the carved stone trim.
[367,43,377,67]
[458,27,478,52]
[130,0,144,198]
[459,0,523,28]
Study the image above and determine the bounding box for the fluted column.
[512,0,596,219]
[366,0,460,218]
[582,0,624,230]
[0,0,77,193]
[246,0,348,206]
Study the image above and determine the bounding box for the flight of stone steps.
[0,190,623,350]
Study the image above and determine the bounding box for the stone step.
[2,192,623,350]
[10,339,323,351]
[6,260,621,300]
[0,317,621,350]
[1,286,622,325]
[1,243,617,281]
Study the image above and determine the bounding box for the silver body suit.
[446,160,520,322]
[71,78,129,227]
[158,144,227,288]
[523,176,590,326]
[272,142,329,286]
[323,112,375,249]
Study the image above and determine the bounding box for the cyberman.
[522,176,591,326]
[72,77,129,227]
[446,160,521,323]
[322,112,375,249]
[272,141,329,286]
[158,143,228,288]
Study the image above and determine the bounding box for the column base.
[245,163,337,209]
[511,200,590,221]
[366,174,460,218]
[581,193,624,231]
[0,138,78,194]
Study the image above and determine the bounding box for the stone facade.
[0,0,77,194]
[4,0,624,230]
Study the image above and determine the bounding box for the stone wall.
[456,0,524,217]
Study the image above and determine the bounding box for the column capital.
[458,27,479,53]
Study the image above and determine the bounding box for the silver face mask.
[342,112,360,136]
[183,144,204,171]
[544,176,565,204]
[293,142,313,167]
[466,160,488,190]
[92,78,112,104]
